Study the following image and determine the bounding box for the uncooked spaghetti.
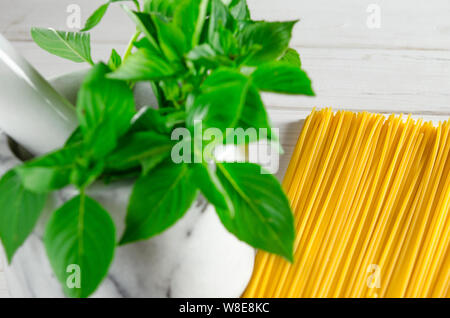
[243,108,449,298]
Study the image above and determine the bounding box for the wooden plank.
[2,0,450,50]
[0,0,136,44]
[10,41,450,115]
[248,0,450,50]
[263,47,450,115]
[0,272,9,298]
[0,257,8,298]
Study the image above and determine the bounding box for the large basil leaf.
[208,0,235,51]
[77,63,136,158]
[0,170,47,263]
[152,14,186,62]
[228,0,250,21]
[186,68,249,134]
[238,21,297,65]
[191,162,233,211]
[130,107,185,134]
[31,28,93,64]
[15,143,81,193]
[173,0,209,49]
[65,127,83,146]
[122,7,160,51]
[82,0,139,31]
[109,46,177,81]
[187,44,220,68]
[106,131,174,173]
[280,48,301,68]
[120,161,197,244]
[216,162,294,261]
[252,62,314,95]
[234,84,274,143]
[211,24,239,56]
[187,43,234,68]
[129,107,169,134]
[81,3,109,31]
[209,0,235,37]
[44,194,115,298]
[143,0,176,18]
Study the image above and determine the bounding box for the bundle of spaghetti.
[243,108,450,298]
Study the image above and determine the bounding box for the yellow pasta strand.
[242,109,450,298]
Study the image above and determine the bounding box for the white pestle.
[0,33,77,155]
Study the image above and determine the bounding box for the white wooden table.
[1,0,450,297]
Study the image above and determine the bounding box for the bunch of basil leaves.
[0,0,314,297]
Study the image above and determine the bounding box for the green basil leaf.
[120,161,197,244]
[0,170,47,263]
[109,47,177,81]
[208,0,235,47]
[152,14,186,62]
[15,144,81,193]
[83,0,139,32]
[44,194,115,298]
[130,107,169,134]
[65,127,83,146]
[191,162,232,211]
[187,43,233,68]
[81,3,109,31]
[150,81,167,108]
[70,160,105,189]
[252,62,314,95]
[159,78,181,102]
[77,63,136,158]
[209,0,235,35]
[122,7,160,51]
[107,49,122,71]
[238,21,297,65]
[31,28,93,64]
[102,168,141,184]
[280,48,301,68]
[173,0,209,49]
[143,0,176,18]
[130,107,185,134]
[187,43,217,63]
[216,162,294,261]
[105,131,174,173]
[159,109,186,128]
[187,68,249,134]
[228,0,250,21]
[210,24,239,56]
[234,84,274,143]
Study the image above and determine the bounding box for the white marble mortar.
[0,71,255,298]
